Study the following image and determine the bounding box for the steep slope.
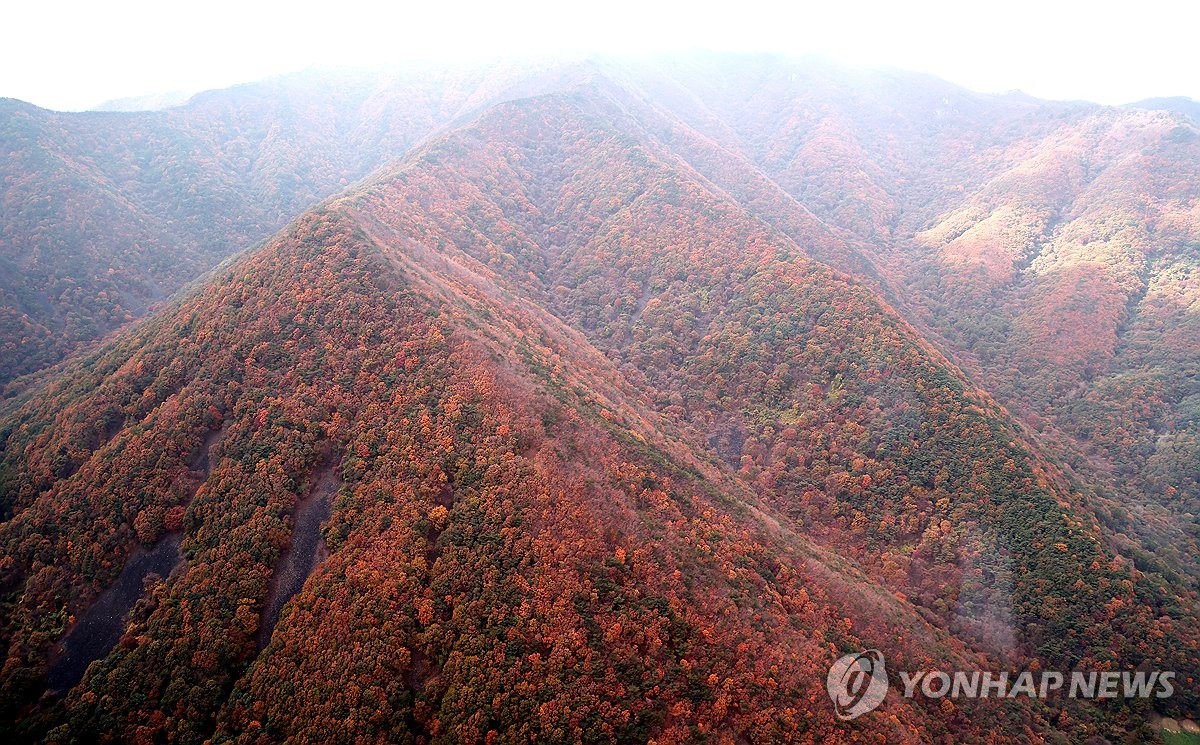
[0,61,589,390]
[341,85,1200,684]
[904,109,1200,512]
[0,200,1055,743]
[12,54,1195,549]
[3,56,1199,741]
[607,53,1088,247]
[611,54,1200,587]
[329,90,1200,739]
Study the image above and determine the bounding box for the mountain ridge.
[2,55,1198,741]
[2,200,1052,743]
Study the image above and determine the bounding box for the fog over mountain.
[1,54,1198,743]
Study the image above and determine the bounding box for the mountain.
[698,57,1200,574]
[1129,96,1200,123]
[0,61,586,391]
[0,159,1042,744]
[91,91,193,112]
[2,55,1198,742]
[599,53,1200,584]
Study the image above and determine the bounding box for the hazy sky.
[3,0,1196,111]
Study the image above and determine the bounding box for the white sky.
[2,0,1197,111]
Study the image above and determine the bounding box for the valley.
[0,54,1197,743]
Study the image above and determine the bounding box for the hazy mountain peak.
[2,55,1198,742]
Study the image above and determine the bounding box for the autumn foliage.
[1,57,1198,743]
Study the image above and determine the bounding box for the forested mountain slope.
[0,61,583,389]
[2,81,1197,742]
[2,178,1049,745]
[342,87,1200,709]
[607,54,1200,587]
[3,54,1200,742]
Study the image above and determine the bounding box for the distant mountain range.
[1,55,1197,742]
[91,90,194,112]
[1129,96,1200,122]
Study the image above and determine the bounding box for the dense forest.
[1,55,1197,742]
[0,62,583,388]
[0,207,1060,743]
